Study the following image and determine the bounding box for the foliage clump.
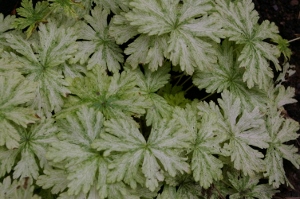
[0,0,299,198]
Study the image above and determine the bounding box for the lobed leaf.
[264,112,300,187]
[59,68,150,120]
[0,176,41,199]
[214,0,281,88]
[6,21,78,117]
[47,107,109,196]
[0,72,37,149]
[0,118,57,180]
[92,118,192,191]
[74,6,124,73]
[13,0,50,38]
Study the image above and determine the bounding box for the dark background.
[252,0,300,198]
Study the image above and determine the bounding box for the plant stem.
[199,92,214,101]
[288,37,300,43]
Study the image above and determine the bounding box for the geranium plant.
[0,0,299,198]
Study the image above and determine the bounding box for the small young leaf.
[13,0,50,38]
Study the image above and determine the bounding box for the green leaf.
[0,176,41,199]
[109,13,139,44]
[0,13,15,33]
[145,94,173,126]
[47,107,110,197]
[135,64,171,93]
[214,0,281,88]
[157,182,203,199]
[267,85,297,114]
[193,39,268,109]
[125,0,178,35]
[0,118,57,179]
[73,6,124,72]
[167,15,220,74]
[57,182,138,199]
[133,65,173,126]
[191,109,225,188]
[13,0,50,38]
[49,0,82,17]
[220,91,270,176]
[0,72,37,149]
[0,147,19,178]
[198,90,270,176]
[125,35,169,70]
[264,112,300,188]
[0,13,15,47]
[125,0,220,74]
[273,35,292,61]
[0,52,23,72]
[36,167,69,194]
[93,0,130,14]
[275,63,295,84]
[59,68,150,120]
[6,21,78,117]
[92,118,192,191]
[227,172,278,199]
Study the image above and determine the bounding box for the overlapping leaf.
[0,118,57,179]
[49,0,81,17]
[0,176,41,199]
[13,0,50,38]
[37,167,69,194]
[226,172,278,199]
[157,183,202,199]
[73,6,124,73]
[193,40,268,109]
[266,84,297,114]
[109,13,139,44]
[125,35,169,70]
[0,13,15,47]
[6,21,78,117]
[121,0,221,74]
[198,91,270,176]
[133,64,173,125]
[57,182,139,199]
[188,106,226,188]
[214,0,281,88]
[46,107,110,197]
[264,112,300,188]
[93,0,130,14]
[59,68,150,120]
[92,118,192,191]
[0,72,37,149]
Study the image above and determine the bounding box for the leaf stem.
[288,37,300,43]
[185,84,194,93]
[199,92,214,101]
[174,74,184,87]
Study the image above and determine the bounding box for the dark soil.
[1,0,300,198]
[253,0,300,198]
